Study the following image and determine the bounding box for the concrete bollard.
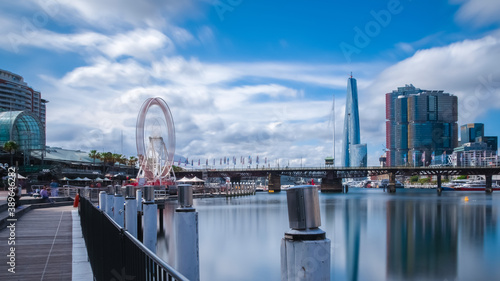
[123,185,138,238]
[99,191,107,210]
[113,185,125,227]
[142,186,157,253]
[175,184,200,281]
[106,185,114,217]
[281,185,330,281]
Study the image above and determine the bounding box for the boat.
[442,179,500,191]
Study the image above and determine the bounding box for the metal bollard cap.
[286,185,321,230]
[114,185,123,196]
[142,186,155,202]
[123,185,135,198]
[177,184,194,210]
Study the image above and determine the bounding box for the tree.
[101,152,113,165]
[128,156,138,167]
[3,141,19,166]
[88,150,101,165]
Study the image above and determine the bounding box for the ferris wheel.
[136,97,176,185]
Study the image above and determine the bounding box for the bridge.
[176,166,500,194]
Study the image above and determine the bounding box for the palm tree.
[112,154,122,166]
[128,156,138,167]
[88,150,101,165]
[101,152,113,165]
[3,141,19,166]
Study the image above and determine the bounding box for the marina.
[152,188,500,281]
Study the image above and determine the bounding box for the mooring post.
[113,185,125,227]
[106,185,114,216]
[388,173,396,193]
[99,191,107,210]
[124,185,138,238]
[437,175,442,196]
[281,185,330,281]
[143,186,157,253]
[175,184,200,281]
[136,189,143,242]
[486,175,493,194]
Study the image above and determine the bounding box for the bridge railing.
[79,195,188,281]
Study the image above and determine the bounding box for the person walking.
[50,179,59,197]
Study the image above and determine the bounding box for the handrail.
[79,196,189,281]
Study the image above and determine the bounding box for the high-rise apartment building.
[341,75,367,167]
[386,84,458,166]
[0,69,48,128]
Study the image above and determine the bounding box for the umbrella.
[177,177,190,182]
[82,177,91,181]
[94,177,103,182]
[74,177,83,181]
[187,176,204,182]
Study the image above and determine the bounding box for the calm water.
[156,189,500,281]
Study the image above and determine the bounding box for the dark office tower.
[341,75,367,167]
[460,123,484,145]
[386,85,458,166]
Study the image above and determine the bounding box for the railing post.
[281,185,330,281]
[175,184,200,281]
[114,185,125,227]
[124,185,138,238]
[143,186,157,253]
[106,185,114,216]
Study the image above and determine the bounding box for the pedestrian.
[50,179,59,197]
[40,185,54,203]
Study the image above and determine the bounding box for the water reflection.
[155,190,500,281]
[386,199,458,280]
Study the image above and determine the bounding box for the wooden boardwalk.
[0,205,92,280]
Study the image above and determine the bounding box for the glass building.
[341,76,367,167]
[350,144,367,167]
[0,110,45,152]
[386,85,458,166]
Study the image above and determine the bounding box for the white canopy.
[177,177,190,182]
[188,176,204,182]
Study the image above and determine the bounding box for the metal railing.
[79,196,189,281]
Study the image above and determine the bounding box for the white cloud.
[1,28,174,60]
[453,0,500,27]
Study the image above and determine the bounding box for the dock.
[0,192,93,280]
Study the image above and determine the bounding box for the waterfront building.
[452,123,498,166]
[0,69,48,128]
[341,75,367,167]
[385,84,458,166]
[0,110,45,165]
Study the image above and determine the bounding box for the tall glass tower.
[342,75,367,167]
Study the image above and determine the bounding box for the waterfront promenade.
[0,191,93,280]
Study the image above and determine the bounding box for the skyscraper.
[0,69,48,128]
[386,84,458,166]
[342,75,367,167]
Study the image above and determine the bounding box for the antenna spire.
[350,72,353,78]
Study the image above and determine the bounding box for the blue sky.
[1,0,499,166]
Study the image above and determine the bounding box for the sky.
[1,0,500,167]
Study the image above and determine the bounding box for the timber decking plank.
[0,206,77,280]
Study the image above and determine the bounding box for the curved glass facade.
[350,144,367,167]
[0,110,45,151]
[342,77,366,167]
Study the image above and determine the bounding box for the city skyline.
[0,1,499,166]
